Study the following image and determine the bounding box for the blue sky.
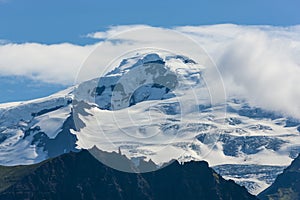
[0,76,66,103]
[0,0,300,103]
[1,0,300,44]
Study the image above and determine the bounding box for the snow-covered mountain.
[0,52,299,195]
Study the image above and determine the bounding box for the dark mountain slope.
[0,150,257,200]
[258,154,300,200]
[0,163,41,193]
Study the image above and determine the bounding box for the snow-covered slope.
[0,52,299,195]
[0,87,77,165]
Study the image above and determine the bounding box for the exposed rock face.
[0,150,257,200]
[258,154,300,200]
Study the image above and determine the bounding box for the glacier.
[0,52,299,195]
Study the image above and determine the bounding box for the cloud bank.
[1,24,300,118]
[0,42,94,84]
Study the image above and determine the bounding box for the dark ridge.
[0,150,257,200]
[258,154,300,200]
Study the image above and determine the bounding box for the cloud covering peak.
[0,24,300,118]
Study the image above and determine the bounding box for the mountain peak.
[1,51,300,194]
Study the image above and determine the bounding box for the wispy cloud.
[0,39,9,44]
[86,25,150,40]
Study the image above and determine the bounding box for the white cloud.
[86,24,150,40]
[1,24,300,119]
[0,42,95,85]
[0,39,9,44]
[175,24,300,118]
[216,28,300,118]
